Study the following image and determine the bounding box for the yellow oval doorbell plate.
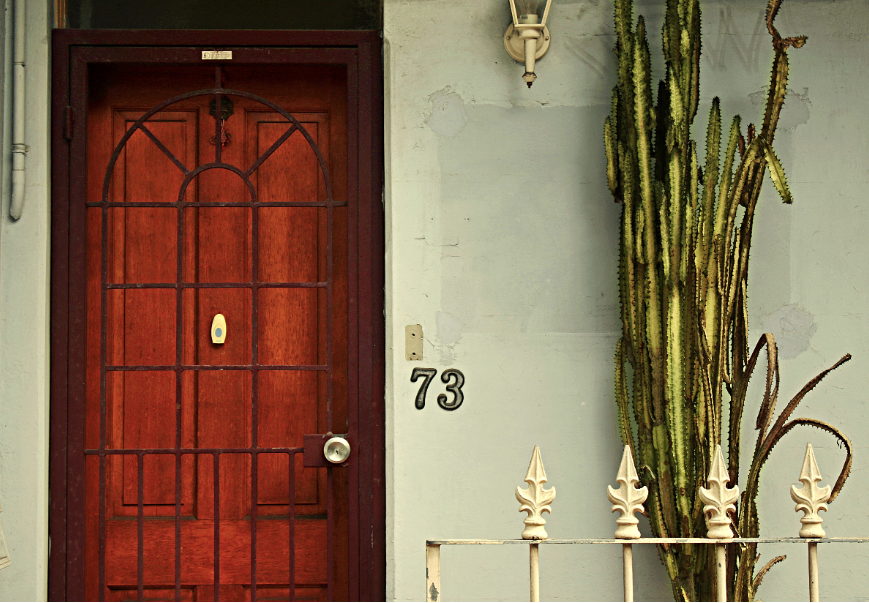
[211,314,227,344]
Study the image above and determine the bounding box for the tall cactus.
[606,0,853,599]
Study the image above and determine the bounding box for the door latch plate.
[303,433,351,467]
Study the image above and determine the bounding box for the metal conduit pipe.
[1,0,11,225]
[9,0,24,221]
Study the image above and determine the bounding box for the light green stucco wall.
[0,0,52,601]
[384,0,869,600]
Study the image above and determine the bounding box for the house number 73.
[411,368,465,411]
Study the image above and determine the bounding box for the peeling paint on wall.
[751,87,812,130]
[426,87,469,139]
[761,303,818,359]
[436,311,463,346]
[436,311,463,364]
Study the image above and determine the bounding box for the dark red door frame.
[50,30,384,602]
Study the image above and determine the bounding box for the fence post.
[621,544,633,602]
[791,443,831,603]
[699,445,738,602]
[426,543,441,602]
[516,446,555,602]
[530,543,540,602]
[607,445,648,602]
[807,543,819,603]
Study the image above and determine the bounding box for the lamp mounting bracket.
[504,24,551,62]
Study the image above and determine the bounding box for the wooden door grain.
[85,64,349,602]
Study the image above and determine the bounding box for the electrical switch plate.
[405,324,423,361]
[211,314,227,344]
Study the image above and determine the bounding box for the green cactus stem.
[605,0,853,600]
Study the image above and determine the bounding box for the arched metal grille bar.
[89,69,340,602]
[177,163,258,204]
[100,87,334,203]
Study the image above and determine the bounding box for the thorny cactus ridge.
[604,0,853,599]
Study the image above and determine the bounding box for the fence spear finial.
[516,446,556,540]
[608,446,646,602]
[699,445,738,539]
[791,443,831,538]
[700,445,738,602]
[607,445,648,539]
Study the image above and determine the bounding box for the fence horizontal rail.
[427,537,869,545]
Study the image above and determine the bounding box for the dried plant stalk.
[605,0,852,599]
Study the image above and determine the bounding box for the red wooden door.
[83,63,350,601]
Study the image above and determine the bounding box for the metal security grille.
[86,65,340,602]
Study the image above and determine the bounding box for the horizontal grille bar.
[85,447,304,455]
[86,201,348,208]
[106,282,327,289]
[105,364,328,371]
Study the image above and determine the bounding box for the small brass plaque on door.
[202,50,232,60]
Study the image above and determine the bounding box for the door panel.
[258,371,320,507]
[85,64,349,601]
[186,206,252,283]
[113,111,195,207]
[103,521,328,583]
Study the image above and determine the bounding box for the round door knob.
[323,436,351,464]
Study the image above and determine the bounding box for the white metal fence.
[425,444,867,602]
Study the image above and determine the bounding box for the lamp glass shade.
[509,0,551,27]
[516,0,541,17]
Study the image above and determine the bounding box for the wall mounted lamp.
[504,0,552,87]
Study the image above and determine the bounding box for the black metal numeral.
[437,369,465,411]
[410,368,438,409]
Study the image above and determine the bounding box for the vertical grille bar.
[289,453,296,601]
[137,453,145,602]
[175,145,186,603]
[250,449,258,602]
[211,72,222,603]
[214,68,222,165]
[325,176,334,431]
[213,452,221,601]
[175,451,182,602]
[250,174,260,601]
[327,467,334,601]
[324,107,336,603]
[98,455,106,603]
[99,193,109,603]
